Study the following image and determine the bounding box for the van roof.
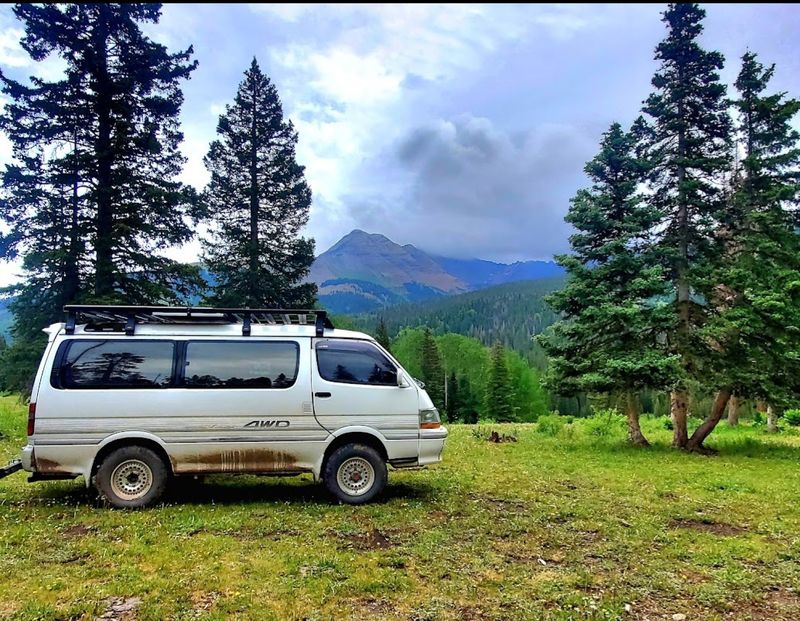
[48,304,373,341]
[47,322,374,341]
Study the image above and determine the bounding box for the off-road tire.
[323,443,387,505]
[95,445,168,509]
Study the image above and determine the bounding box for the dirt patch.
[62,524,94,538]
[457,605,493,620]
[335,528,394,551]
[470,494,528,514]
[98,597,141,620]
[350,597,394,617]
[428,510,447,522]
[190,591,219,616]
[669,518,748,536]
[682,569,709,585]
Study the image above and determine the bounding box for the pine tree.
[642,3,733,448]
[687,51,800,449]
[0,4,199,392]
[375,316,392,353]
[486,343,514,422]
[458,375,479,423]
[445,371,459,423]
[420,328,444,409]
[539,121,677,445]
[203,58,315,308]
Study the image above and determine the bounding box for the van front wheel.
[324,444,387,504]
[95,446,168,509]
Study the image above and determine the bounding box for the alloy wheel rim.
[110,459,153,501]
[337,457,375,496]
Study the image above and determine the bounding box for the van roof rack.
[63,305,334,338]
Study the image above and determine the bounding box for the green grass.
[1,396,799,620]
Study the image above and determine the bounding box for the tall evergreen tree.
[458,375,479,424]
[203,58,315,308]
[486,343,514,422]
[420,328,444,409]
[0,4,199,392]
[540,121,677,445]
[642,3,733,448]
[375,316,392,353]
[686,51,800,449]
[445,370,459,423]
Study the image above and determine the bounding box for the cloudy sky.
[0,3,798,285]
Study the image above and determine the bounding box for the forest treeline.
[379,326,549,423]
[538,4,800,450]
[351,278,564,371]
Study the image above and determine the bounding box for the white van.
[16,305,446,508]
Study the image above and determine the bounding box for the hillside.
[311,229,563,314]
[350,276,565,369]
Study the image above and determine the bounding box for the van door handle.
[314,392,332,398]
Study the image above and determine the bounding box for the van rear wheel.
[324,444,386,505]
[95,446,168,509]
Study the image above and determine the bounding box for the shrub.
[663,417,674,431]
[752,411,764,426]
[784,409,800,427]
[583,408,626,438]
[537,414,565,437]
[559,423,578,441]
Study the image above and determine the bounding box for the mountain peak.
[309,229,564,314]
[325,229,395,253]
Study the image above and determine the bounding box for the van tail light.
[27,402,36,436]
[419,408,441,430]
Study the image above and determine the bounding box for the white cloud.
[0,26,28,68]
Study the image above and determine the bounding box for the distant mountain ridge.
[310,229,563,314]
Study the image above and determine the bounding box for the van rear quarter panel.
[32,335,329,477]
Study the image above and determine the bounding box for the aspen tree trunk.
[671,390,689,448]
[766,404,778,433]
[686,388,732,452]
[726,395,740,427]
[625,391,649,447]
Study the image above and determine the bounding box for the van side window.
[60,340,175,389]
[183,341,299,389]
[316,341,397,386]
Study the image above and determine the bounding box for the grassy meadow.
[0,396,799,620]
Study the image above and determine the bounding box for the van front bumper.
[20,444,34,472]
[419,426,447,465]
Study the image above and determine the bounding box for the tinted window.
[316,341,397,386]
[61,340,174,389]
[183,341,299,389]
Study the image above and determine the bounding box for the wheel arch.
[92,433,174,478]
[320,428,388,475]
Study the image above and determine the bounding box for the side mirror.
[397,372,410,388]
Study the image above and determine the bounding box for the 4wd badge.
[245,420,290,428]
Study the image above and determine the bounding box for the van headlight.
[419,408,441,429]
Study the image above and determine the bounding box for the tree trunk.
[671,115,692,450]
[93,7,115,299]
[248,75,260,307]
[624,390,649,447]
[686,387,732,451]
[766,404,778,433]
[64,126,82,305]
[671,390,689,448]
[726,394,740,427]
